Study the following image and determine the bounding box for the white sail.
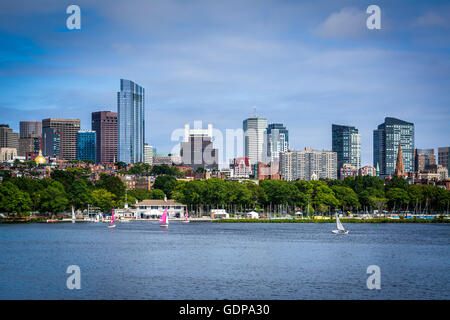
[336,214,345,231]
[72,206,76,221]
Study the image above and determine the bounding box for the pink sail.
[185,207,189,220]
[159,208,168,224]
[111,208,115,224]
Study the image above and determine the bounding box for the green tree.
[92,189,115,212]
[150,165,183,177]
[153,175,177,198]
[95,175,126,200]
[38,181,69,215]
[115,162,127,170]
[0,182,32,216]
[202,178,228,206]
[128,163,145,175]
[370,196,388,213]
[385,177,408,192]
[172,180,204,208]
[51,170,76,191]
[386,187,409,210]
[358,187,385,210]
[149,189,165,200]
[69,179,93,210]
[300,181,339,213]
[350,175,385,195]
[259,180,301,206]
[195,167,206,173]
[225,180,252,210]
[331,185,360,211]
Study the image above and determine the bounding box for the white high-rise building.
[243,116,268,165]
[266,123,289,163]
[184,122,213,141]
[144,143,153,165]
[280,147,337,181]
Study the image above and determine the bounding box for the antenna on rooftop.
[253,106,257,117]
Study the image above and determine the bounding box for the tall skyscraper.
[77,130,96,162]
[118,79,145,164]
[91,111,118,164]
[373,117,414,177]
[243,116,268,165]
[180,123,218,170]
[0,124,19,151]
[279,148,337,181]
[42,128,61,158]
[266,123,289,163]
[42,118,80,160]
[438,147,450,174]
[18,122,42,157]
[20,121,42,138]
[414,148,436,172]
[332,124,361,178]
[18,134,41,157]
[19,121,41,138]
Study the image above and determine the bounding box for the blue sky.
[0,0,449,166]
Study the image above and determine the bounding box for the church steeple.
[394,142,405,177]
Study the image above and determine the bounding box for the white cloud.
[414,11,450,28]
[315,7,367,39]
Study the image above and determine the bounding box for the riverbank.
[0,217,50,224]
[212,218,450,223]
[2,217,449,224]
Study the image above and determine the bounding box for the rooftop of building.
[378,117,414,127]
[135,199,185,207]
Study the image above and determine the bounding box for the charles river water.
[0,222,448,299]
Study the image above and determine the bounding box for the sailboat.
[183,207,190,223]
[71,206,76,223]
[332,213,349,234]
[108,208,116,229]
[160,208,169,228]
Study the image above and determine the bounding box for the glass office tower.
[77,130,96,162]
[266,123,289,163]
[373,117,414,177]
[118,79,145,164]
[332,124,361,178]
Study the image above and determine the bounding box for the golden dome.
[35,150,46,164]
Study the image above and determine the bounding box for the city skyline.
[0,0,449,165]
[1,0,450,307]
[1,108,448,169]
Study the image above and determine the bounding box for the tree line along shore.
[0,165,449,217]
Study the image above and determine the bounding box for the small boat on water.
[183,207,190,223]
[332,213,349,235]
[160,208,169,228]
[46,219,58,223]
[71,206,76,223]
[108,208,116,229]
